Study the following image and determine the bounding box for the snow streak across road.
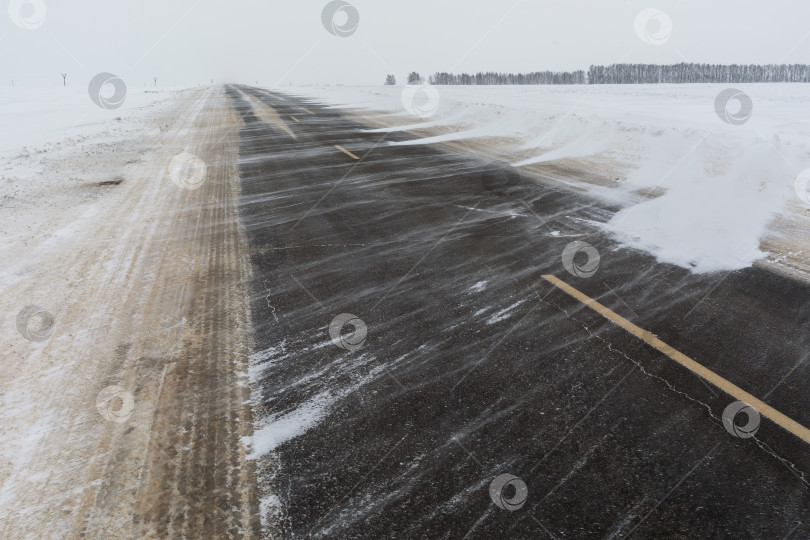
[228,86,810,538]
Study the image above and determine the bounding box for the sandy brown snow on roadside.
[0,87,263,538]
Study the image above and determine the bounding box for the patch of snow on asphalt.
[486,299,528,324]
[469,280,488,292]
[245,364,385,459]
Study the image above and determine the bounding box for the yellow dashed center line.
[542,274,810,446]
[334,145,360,160]
[290,116,300,123]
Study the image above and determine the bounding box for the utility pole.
[61,73,67,87]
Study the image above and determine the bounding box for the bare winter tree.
[385,74,396,85]
[153,77,158,87]
[407,72,422,84]
[61,74,67,87]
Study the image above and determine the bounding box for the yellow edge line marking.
[290,116,300,122]
[335,145,360,160]
[541,274,810,446]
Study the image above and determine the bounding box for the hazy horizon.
[3,0,810,88]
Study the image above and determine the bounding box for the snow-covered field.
[0,87,188,283]
[289,84,810,276]
[0,86,182,153]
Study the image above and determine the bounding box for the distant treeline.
[587,63,810,84]
[428,71,586,85]
[420,63,810,85]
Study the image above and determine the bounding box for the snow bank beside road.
[288,84,810,275]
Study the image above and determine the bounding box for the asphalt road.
[226,85,810,539]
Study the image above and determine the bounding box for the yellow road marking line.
[541,274,810,445]
[290,116,300,122]
[335,145,360,160]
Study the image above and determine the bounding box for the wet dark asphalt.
[226,85,810,539]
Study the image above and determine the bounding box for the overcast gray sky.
[3,0,810,87]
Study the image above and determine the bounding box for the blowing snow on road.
[3,1,810,539]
